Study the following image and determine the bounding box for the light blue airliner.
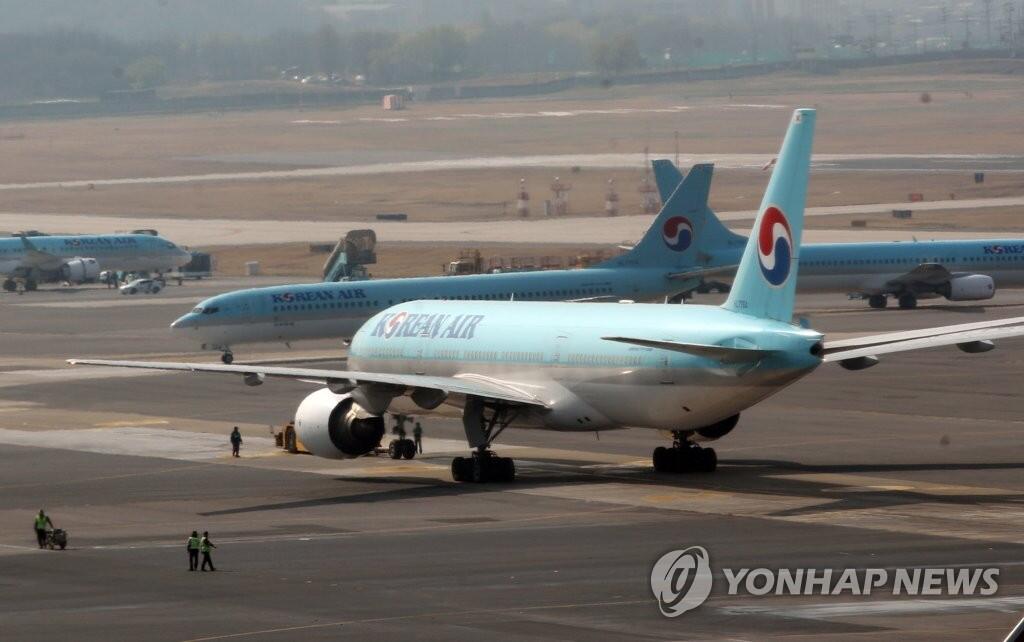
[0,233,191,292]
[652,159,1024,309]
[171,167,723,363]
[73,109,1024,482]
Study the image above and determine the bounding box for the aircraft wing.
[823,316,1024,366]
[66,359,549,408]
[18,236,63,270]
[884,262,952,288]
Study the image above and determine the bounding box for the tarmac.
[3,208,1024,247]
[2,279,1024,640]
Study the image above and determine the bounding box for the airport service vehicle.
[0,233,191,292]
[71,110,1024,483]
[653,160,1024,309]
[169,166,726,363]
[120,278,163,295]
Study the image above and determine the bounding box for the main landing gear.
[653,432,717,473]
[3,278,35,293]
[897,294,917,310]
[452,398,517,483]
[388,438,416,460]
[868,294,887,309]
[221,351,234,364]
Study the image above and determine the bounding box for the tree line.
[0,13,817,103]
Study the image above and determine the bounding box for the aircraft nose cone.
[171,313,195,330]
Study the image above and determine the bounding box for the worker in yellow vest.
[33,510,53,549]
[186,531,201,571]
[200,531,217,572]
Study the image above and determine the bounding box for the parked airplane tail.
[599,163,714,269]
[651,160,746,255]
[722,109,815,322]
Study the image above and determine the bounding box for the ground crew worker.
[230,427,243,458]
[200,531,217,571]
[413,422,423,454]
[33,510,53,548]
[187,530,201,571]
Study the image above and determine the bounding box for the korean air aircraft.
[72,109,1024,482]
[653,159,1024,309]
[0,233,191,292]
[170,166,724,363]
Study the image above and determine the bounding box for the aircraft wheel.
[472,455,488,483]
[652,446,672,472]
[400,439,416,460]
[868,295,887,309]
[898,294,917,310]
[698,448,718,473]
[221,352,234,364]
[498,457,516,482]
[451,457,468,482]
[2,279,15,292]
[388,440,403,460]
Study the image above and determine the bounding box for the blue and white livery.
[652,159,1024,309]
[0,233,191,292]
[72,109,1024,483]
[170,164,720,362]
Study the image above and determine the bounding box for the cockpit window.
[202,307,219,315]
[192,307,203,313]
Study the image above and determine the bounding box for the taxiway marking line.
[81,504,637,552]
[181,597,650,641]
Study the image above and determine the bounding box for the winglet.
[722,109,816,322]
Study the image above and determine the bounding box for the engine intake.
[944,274,995,301]
[294,388,385,459]
[60,258,100,284]
[694,414,740,442]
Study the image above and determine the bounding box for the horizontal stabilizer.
[823,319,1024,365]
[601,337,774,363]
[666,264,738,281]
[823,315,1024,354]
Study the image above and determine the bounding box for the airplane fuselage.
[348,300,823,432]
[174,266,687,349]
[0,234,191,277]
[709,239,1024,294]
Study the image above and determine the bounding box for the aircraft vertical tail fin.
[600,163,713,269]
[722,109,816,322]
[652,159,746,253]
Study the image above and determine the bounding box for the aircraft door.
[552,334,569,366]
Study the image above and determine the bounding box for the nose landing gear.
[653,432,717,473]
[220,351,234,364]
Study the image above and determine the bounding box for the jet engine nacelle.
[945,274,995,301]
[294,388,386,459]
[60,258,100,284]
[692,414,740,442]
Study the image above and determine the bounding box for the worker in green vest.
[33,510,53,549]
[186,530,201,571]
[200,531,217,571]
